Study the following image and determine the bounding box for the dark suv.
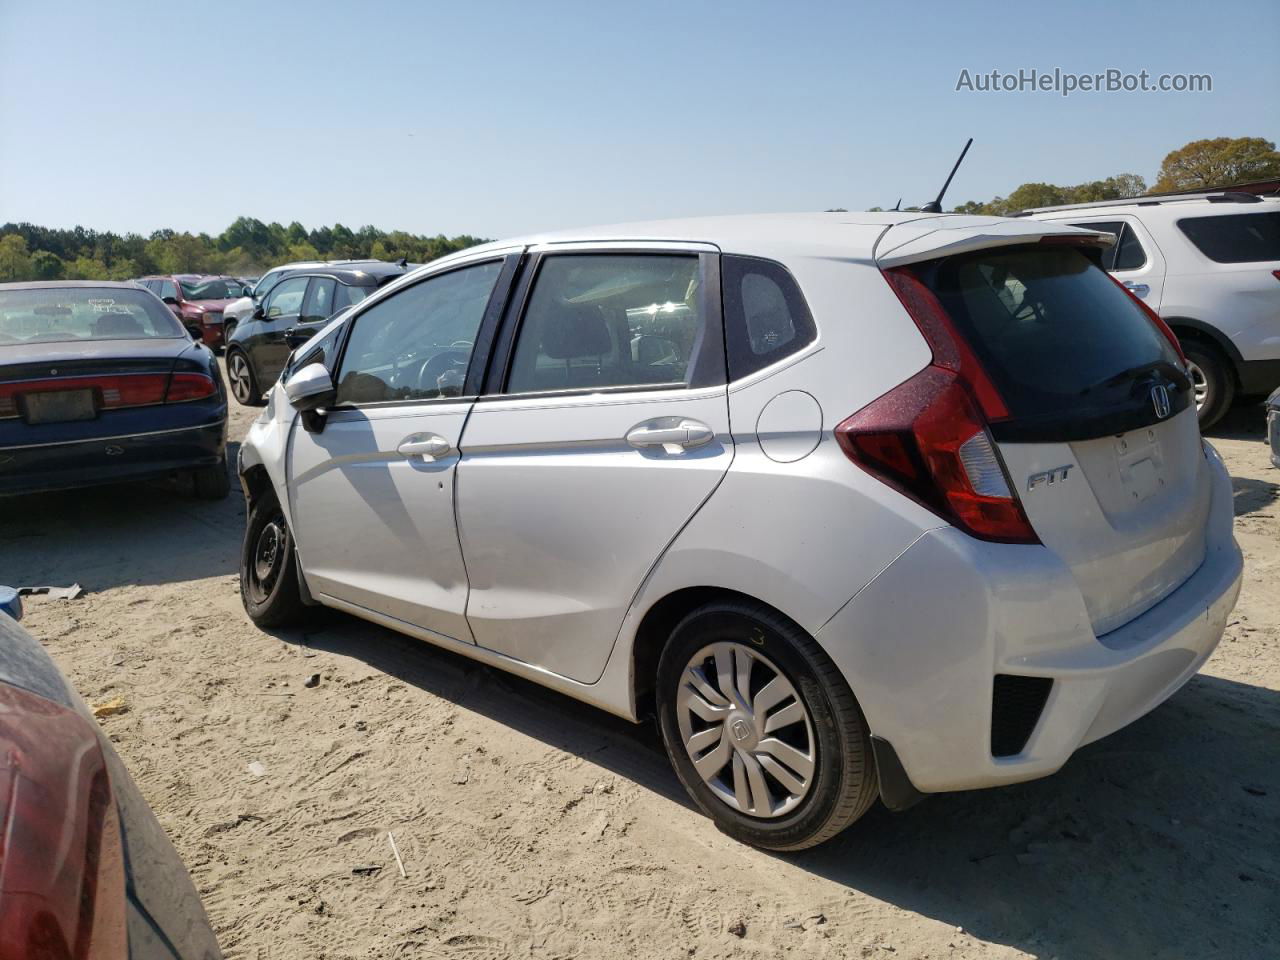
[224,262,408,404]
[137,275,248,348]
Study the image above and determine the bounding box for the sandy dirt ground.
[4,384,1277,960]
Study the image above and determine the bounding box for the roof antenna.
[919,137,972,214]
[891,198,902,211]
[396,256,408,268]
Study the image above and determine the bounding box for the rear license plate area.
[23,389,97,424]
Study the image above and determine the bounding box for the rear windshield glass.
[0,287,186,345]
[1177,212,1280,263]
[180,277,245,300]
[919,246,1180,419]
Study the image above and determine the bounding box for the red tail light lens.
[836,365,1038,544]
[165,372,216,402]
[0,685,128,959]
[0,371,215,419]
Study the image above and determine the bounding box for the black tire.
[226,348,263,406]
[240,490,306,628]
[192,454,230,500]
[1183,341,1234,431]
[656,599,877,851]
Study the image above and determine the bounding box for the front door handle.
[397,434,453,461]
[625,417,714,451]
[1123,281,1150,298]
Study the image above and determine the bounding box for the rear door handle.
[397,434,453,461]
[1122,281,1150,298]
[625,418,714,451]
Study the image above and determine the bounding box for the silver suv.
[238,213,1241,849]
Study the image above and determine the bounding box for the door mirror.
[284,362,335,411]
[162,295,178,305]
[188,326,202,340]
[253,303,266,320]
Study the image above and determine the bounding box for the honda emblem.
[1151,384,1171,420]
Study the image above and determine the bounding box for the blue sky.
[1,0,1276,240]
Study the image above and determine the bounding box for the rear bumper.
[0,419,226,496]
[817,443,1242,795]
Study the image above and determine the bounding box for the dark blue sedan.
[0,281,229,499]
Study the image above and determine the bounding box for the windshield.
[0,287,186,345]
[179,277,244,301]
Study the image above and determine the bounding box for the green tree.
[64,256,110,280]
[1151,137,1280,192]
[0,234,33,280]
[30,249,65,280]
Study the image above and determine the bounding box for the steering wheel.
[418,350,469,396]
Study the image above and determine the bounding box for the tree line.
[858,136,1280,215]
[0,216,488,283]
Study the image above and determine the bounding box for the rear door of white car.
[287,255,519,643]
[454,244,732,683]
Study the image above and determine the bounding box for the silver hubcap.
[676,642,815,818]
[229,354,251,402]
[1186,361,1208,410]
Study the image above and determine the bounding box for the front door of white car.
[455,248,732,683]
[287,259,510,643]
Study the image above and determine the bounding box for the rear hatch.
[877,222,1210,636]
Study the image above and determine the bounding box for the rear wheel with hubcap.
[227,349,263,406]
[657,600,878,850]
[1182,341,1234,430]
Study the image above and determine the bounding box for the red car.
[136,275,247,349]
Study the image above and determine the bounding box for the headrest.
[540,303,613,360]
[94,313,146,337]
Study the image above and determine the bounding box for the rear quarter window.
[721,255,816,380]
[1177,211,1280,263]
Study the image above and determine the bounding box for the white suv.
[237,213,1242,850]
[1023,192,1280,428]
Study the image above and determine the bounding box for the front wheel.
[656,600,878,851]
[241,491,306,627]
[1183,342,1234,431]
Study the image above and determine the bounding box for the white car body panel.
[238,211,1243,797]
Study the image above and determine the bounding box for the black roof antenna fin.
[891,198,902,211]
[396,256,408,268]
[919,137,973,214]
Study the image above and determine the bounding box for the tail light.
[165,372,217,402]
[0,371,216,419]
[834,268,1038,545]
[0,685,127,959]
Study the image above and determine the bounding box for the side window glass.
[289,322,344,377]
[507,254,704,394]
[253,269,281,299]
[301,278,337,324]
[335,261,502,405]
[158,279,178,300]
[721,255,816,380]
[264,276,309,319]
[1113,224,1147,271]
[1068,221,1124,271]
[334,283,369,311]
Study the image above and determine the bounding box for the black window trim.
[478,247,726,402]
[323,253,521,413]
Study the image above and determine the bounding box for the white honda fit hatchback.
[238,213,1242,850]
